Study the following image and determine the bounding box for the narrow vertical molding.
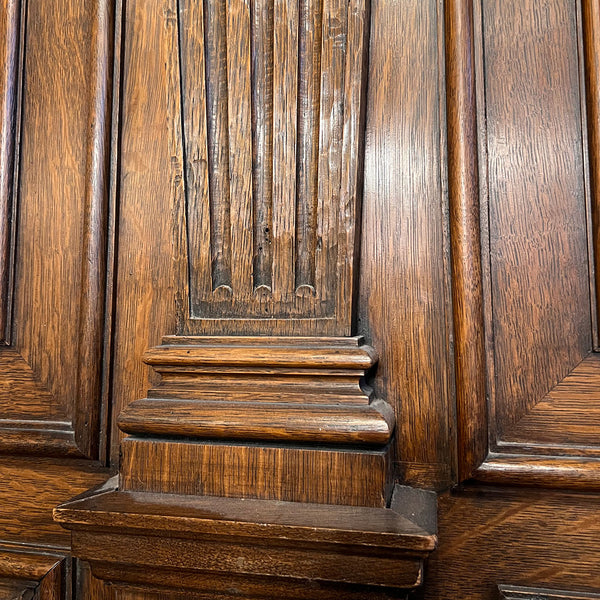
[295,0,322,292]
[250,0,274,293]
[75,0,113,458]
[203,0,232,293]
[0,0,24,344]
[100,0,123,465]
[582,0,600,344]
[444,0,488,480]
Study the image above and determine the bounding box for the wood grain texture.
[582,0,600,346]
[449,0,600,487]
[0,457,108,548]
[74,0,113,458]
[110,0,181,459]
[358,0,453,490]
[117,336,394,505]
[445,0,487,481]
[173,0,370,333]
[0,546,65,600]
[117,336,394,444]
[482,0,589,434]
[0,0,23,344]
[55,484,435,595]
[120,438,391,507]
[0,0,111,457]
[110,584,409,600]
[422,487,600,600]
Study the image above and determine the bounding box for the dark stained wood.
[117,335,394,506]
[120,439,391,507]
[117,336,393,444]
[173,0,369,333]
[448,0,600,488]
[582,0,600,346]
[0,545,66,600]
[0,457,108,548]
[0,0,22,344]
[444,0,487,482]
[74,0,113,459]
[475,455,600,489]
[423,487,600,600]
[483,0,589,433]
[55,484,435,596]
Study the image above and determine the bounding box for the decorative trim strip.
[444,0,488,480]
[118,336,394,446]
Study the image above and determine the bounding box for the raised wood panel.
[0,0,113,458]
[449,0,600,485]
[482,0,590,432]
[423,487,600,600]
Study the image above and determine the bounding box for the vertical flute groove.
[251,0,274,291]
[203,0,232,291]
[295,0,322,291]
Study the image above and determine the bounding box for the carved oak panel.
[174,0,369,334]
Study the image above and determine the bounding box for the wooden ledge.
[55,485,437,592]
[0,545,67,599]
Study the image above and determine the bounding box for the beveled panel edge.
[0,421,83,457]
[444,0,488,481]
[446,0,600,487]
[72,0,115,460]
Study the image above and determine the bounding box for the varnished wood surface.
[0,0,22,343]
[0,580,37,600]
[56,484,434,595]
[0,544,66,599]
[422,487,600,599]
[448,0,600,486]
[107,581,410,600]
[445,0,487,482]
[118,336,393,445]
[120,439,391,507]
[0,0,112,457]
[0,457,107,548]
[358,0,454,490]
[55,488,435,551]
[582,0,600,344]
